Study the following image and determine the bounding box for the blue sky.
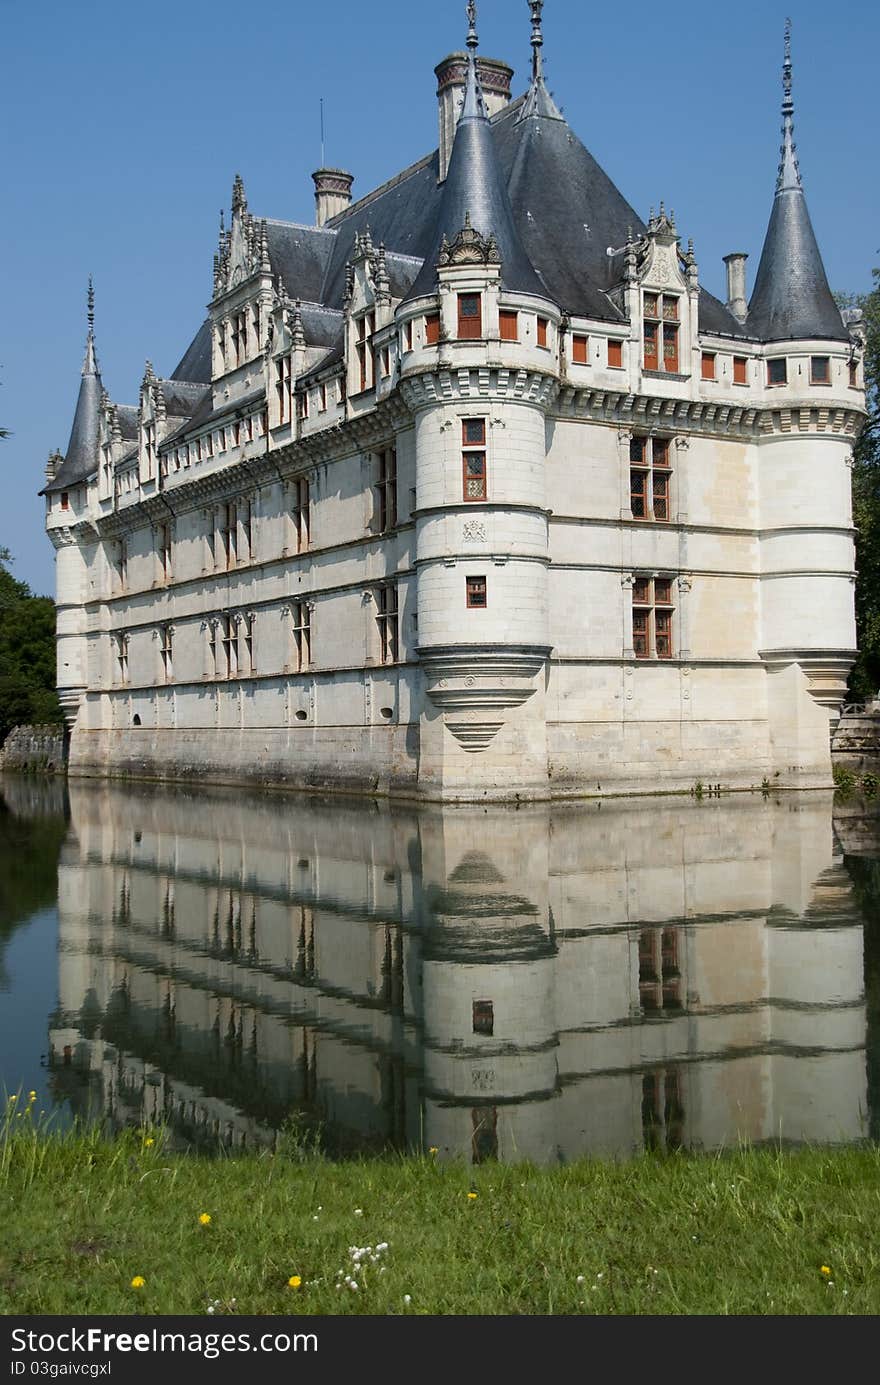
[2,0,878,595]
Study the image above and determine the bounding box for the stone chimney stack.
[723,252,749,323]
[435,53,513,183]
[311,168,354,227]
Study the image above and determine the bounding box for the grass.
[2,1098,880,1315]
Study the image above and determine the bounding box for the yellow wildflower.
[199,1213,212,1226]
[144,1137,155,1148]
[467,1192,477,1201]
[820,1265,832,1276]
[288,1275,302,1289]
[28,1091,37,1101]
[131,1276,145,1289]
[428,1147,439,1155]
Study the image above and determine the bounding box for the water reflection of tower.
[418,805,560,1163]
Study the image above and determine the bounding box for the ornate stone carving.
[437,212,501,269]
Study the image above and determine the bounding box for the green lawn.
[2,1104,879,1315]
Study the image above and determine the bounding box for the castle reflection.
[47,782,868,1161]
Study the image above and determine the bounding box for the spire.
[518,0,563,122]
[746,22,846,342]
[43,279,104,492]
[406,3,544,300]
[777,18,800,193]
[529,0,544,82]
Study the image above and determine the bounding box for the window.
[376,448,398,532]
[810,356,830,385]
[733,355,748,385]
[117,539,128,591]
[220,614,237,678]
[319,382,327,411]
[296,390,309,421]
[221,504,237,567]
[292,602,311,672]
[380,348,390,378]
[629,436,672,521]
[292,477,310,552]
[424,312,440,345]
[158,524,172,581]
[238,613,254,675]
[572,333,589,364]
[143,422,156,479]
[239,499,252,562]
[376,585,399,664]
[275,355,290,423]
[160,624,173,682]
[356,312,375,391]
[462,418,487,501]
[457,293,482,339]
[499,309,518,342]
[404,320,413,352]
[767,357,787,386]
[849,360,859,389]
[632,575,674,658]
[114,632,129,685]
[466,575,487,609]
[472,1000,494,1036]
[643,292,679,372]
[608,339,623,369]
[472,1107,498,1164]
[536,316,549,349]
[61,491,70,510]
[701,351,716,381]
[638,928,682,1013]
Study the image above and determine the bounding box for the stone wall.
[0,724,66,774]
[831,702,880,772]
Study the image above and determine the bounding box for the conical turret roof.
[406,18,545,303]
[44,281,104,494]
[747,25,846,343]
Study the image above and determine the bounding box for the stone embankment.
[831,699,880,773]
[0,723,66,774]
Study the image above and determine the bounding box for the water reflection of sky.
[1,775,876,1162]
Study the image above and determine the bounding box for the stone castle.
[43,3,866,801]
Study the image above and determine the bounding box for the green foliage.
[0,551,62,744]
[848,269,880,697]
[1,1122,879,1314]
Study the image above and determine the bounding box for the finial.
[466,1,478,51]
[87,276,95,332]
[291,299,305,351]
[776,18,801,192]
[219,208,225,235]
[529,1,544,82]
[782,17,793,114]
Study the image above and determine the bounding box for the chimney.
[723,252,749,323]
[435,52,513,183]
[311,168,354,228]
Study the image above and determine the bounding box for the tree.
[846,271,880,698]
[0,549,63,745]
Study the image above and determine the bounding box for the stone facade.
[43,10,866,801]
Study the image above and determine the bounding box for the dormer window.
[767,358,787,386]
[356,313,375,391]
[643,293,679,373]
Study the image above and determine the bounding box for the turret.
[747,23,846,343]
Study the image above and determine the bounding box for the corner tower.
[401,3,558,798]
[751,24,862,775]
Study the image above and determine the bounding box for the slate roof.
[170,319,212,383]
[747,168,847,341]
[43,334,102,493]
[406,50,545,301]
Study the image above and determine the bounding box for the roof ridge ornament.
[529,1,544,82]
[466,1,478,52]
[777,18,802,193]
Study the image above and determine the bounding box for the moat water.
[1,774,878,1162]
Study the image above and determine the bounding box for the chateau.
[43,4,866,801]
